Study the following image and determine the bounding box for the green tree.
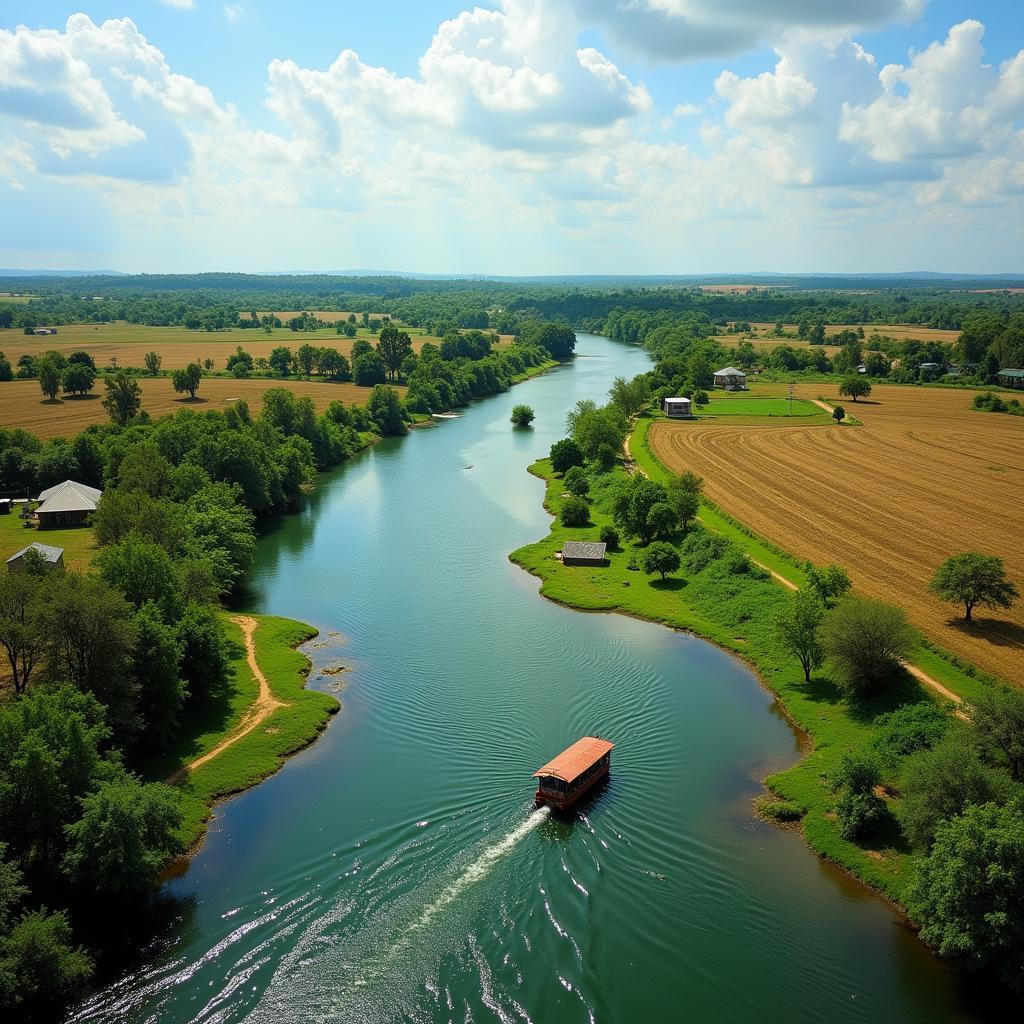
[640,542,681,581]
[226,346,252,377]
[295,343,317,377]
[377,325,413,381]
[176,602,229,701]
[0,573,45,695]
[777,588,825,682]
[102,371,142,426]
[665,470,703,532]
[511,404,535,427]
[871,702,951,776]
[572,404,628,468]
[63,771,182,895]
[804,563,852,608]
[908,800,1024,993]
[839,377,871,402]
[928,552,1018,623]
[98,538,182,620]
[559,495,590,527]
[317,348,349,380]
[831,404,846,424]
[132,602,186,750]
[971,686,1024,781]
[611,476,671,545]
[353,350,387,386]
[143,351,162,376]
[61,363,96,397]
[831,750,886,840]
[172,361,202,399]
[37,357,61,400]
[550,438,584,474]
[820,596,913,696]
[527,322,576,359]
[268,346,293,377]
[608,375,651,418]
[599,525,619,549]
[563,466,589,497]
[367,385,407,436]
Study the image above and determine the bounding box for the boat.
[533,736,613,811]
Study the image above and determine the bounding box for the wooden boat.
[533,736,613,811]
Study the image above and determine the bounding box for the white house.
[662,397,693,418]
[713,367,747,390]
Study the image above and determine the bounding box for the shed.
[663,396,693,418]
[7,542,65,573]
[34,480,102,528]
[0,498,10,515]
[713,366,747,390]
[997,368,1024,390]
[562,540,607,566]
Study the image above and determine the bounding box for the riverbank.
[509,431,984,909]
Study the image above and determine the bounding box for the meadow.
[694,396,830,419]
[0,510,97,569]
[648,383,1024,682]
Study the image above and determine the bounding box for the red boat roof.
[533,737,614,783]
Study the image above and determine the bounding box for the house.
[0,498,10,515]
[34,480,102,528]
[33,327,58,336]
[713,366,747,390]
[7,542,64,573]
[998,368,1024,390]
[562,540,607,566]
[662,396,693,418]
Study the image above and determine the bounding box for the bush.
[599,525,619,549]
[820,596,913,697]
[640,541,680,581]
[510,404,535,427]
[563,466,589,497]
[550,438,584,474]
[832,750,886,841]
[870,702,951,776]
[679,530,729,573]
[559,495,590,527]
[755,797,805,822]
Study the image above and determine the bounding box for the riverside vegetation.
[0,321,576,1019]
[512,369,1024,1001]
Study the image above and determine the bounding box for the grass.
[695,396,828,420]
[0,512,97,570]
[141,614,340,851]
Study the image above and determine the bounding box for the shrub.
[559,495,590,527]
[820,596,913,697]
[550,438,584,474]
[599,525,619,549]
[755,797,805,823]
[870,702,951,776]
[831,750,886,841]
[563,466,590,497]
[679,530,729,573]
[510,404,535,427]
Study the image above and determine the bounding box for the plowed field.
[649,384,1024,683]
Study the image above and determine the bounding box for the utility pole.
[788,382,794,416]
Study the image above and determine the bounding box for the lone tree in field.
[777,588,825,682]
[511,404,535,428]
[839,377,871,402]
[929,552,1018,623]
[37,357,61,400]
[62,363,96,397]
[172,362,202,399]
[640,542,681,582]
[831,404,846,424]
[143,351,162,376]
[820,596,913,697]
[102,371,142,426]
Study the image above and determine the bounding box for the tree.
[550,438,584,474]
[175,603,229,701]
[559,495,590,527]
[102,371,142,426]
[831,404,846,424]
[132,603,186,750]
[510,404,535,427]
[296,343,316,377]
[897,732,1003,849]
[820,596,913,696]
[268,346,293,376]
[317,348,350,380]
[831,750,886,840]
[908,800,1024,993]
[226,346,252,377]
[367,385,407,436]
[805,564,852,608]
[97,538,182,620]
[640,542,680,581]
[929,552,1018,623]
[611,476,672,545]
[528,322,576,360]
[971,686,1024,781]
[377,325,413,381]
[143,351,162,376]
[609,375,651,418]
[61,363,96,397]
[839,377,871,402]
[172,361,202,399]
[353,350,387,387]
[37,357,61,401]
[665,470,703,532]
[777,588,825,682]
[599,525,619,549]
[563,466,589,497]
[0,573,45,695]
[63,771,182,895]
[572,404,628,468]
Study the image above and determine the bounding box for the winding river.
[75,335,977,1023]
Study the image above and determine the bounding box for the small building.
[6,542,65,573]
[0,498,10,516]
[562,540,607,566]
[663,396,693,418]
[998,368,1024,390]
[33,327,58,336]
[34,480,102,528]
[713,366,747,390]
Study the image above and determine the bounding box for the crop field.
[0,376,399,440]
[648,383,1024,683]
[745,322,961,344]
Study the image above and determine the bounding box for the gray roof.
[714,366,746,377]
[998,368,1024,378]
[7,542,64,565]
[664,396,692,403]
[35,480,101,515]
[563,541,607,560]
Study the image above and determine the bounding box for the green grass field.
[0,512,97,571]
[695,396,830,420]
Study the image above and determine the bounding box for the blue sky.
[1,1,1022,274]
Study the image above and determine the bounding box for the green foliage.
[870,702,951,776]
[367,385,407,436]
[563,466,589,497]
[831,750,886,841]
[559,494,591,527]
[640,541,680,581]
[928,551,1018,622]
[549,438,584,474]
[133,602,186,750]
[804,563,852,608]
[570,401,628,468]
[820,596,913,697]
[98,537,184,620]
[608,375,651,418]
[268,346,293,376]
[377,324,413,381]
[0,572,45,695]
[776,588,824,682]
[831,404,846,424]
[838,376,872,402]
[611,476,678,545]
[664,470,703,532]
[36,357,61,400]
[353,349,387,386]
[61,362,96,396]
[521,322,576,359]
[599,525,619,549]
[144,350,162,375]
[176,602,229,702]
[171,361,202,398]
[971,685,1024,781]
[101,370,142,426]
[755,797,805,822]
[510,404,535,427]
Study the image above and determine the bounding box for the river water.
[74,335,977,1023]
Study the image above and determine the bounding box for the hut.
[713,366,747,390]
[6,542,64,573]
[34,480,102,528]
[662,396,693,418]
[562,540,606,566]
[997,368,1024,390]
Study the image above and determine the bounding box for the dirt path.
[166,616,285,785]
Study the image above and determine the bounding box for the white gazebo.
[713,367,747,390]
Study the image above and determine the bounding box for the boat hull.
[535,763,609,812]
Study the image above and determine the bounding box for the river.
[74,335,977,1023]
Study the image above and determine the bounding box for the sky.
[1,1,1022,275]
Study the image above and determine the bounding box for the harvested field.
[746,322,961,344]
[648,383,1024,683]
[0,377,399,440]
[698,284,791,293]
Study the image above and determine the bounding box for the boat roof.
[533,736,614,783]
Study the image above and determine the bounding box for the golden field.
[648,384,1024,683]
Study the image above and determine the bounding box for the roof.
[664,396,692,403]
[562,540,606,560]
[6,542,64,565]
[714,366,746,376]
[534,736,614,783]
[998,368,1024,378]
[35,480,102,515]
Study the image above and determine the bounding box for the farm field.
[695,396,829,419]
[745,322,962,344]
[0,376,399,439]
[648,383,1024,683]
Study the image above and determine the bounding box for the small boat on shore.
[533,736,613,811]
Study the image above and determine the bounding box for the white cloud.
[673,102,701,117]
[159,0,196,9]
[223,4,244,24]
